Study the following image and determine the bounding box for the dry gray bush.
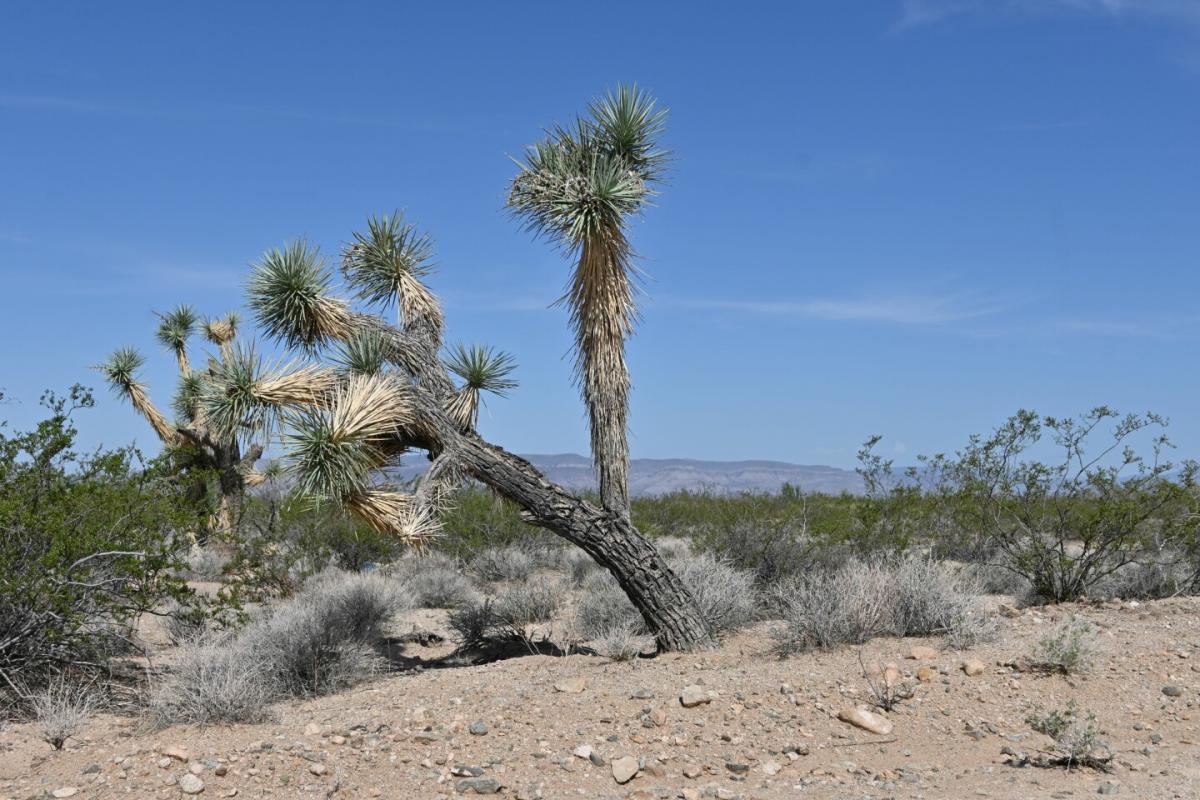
[469,546,535,583]
[591,621,652,662]
[394,553,477,608]
[574,554,757,641]
[1031,620,1096,674]
[151,569,410,726]
[183,546,231,581]
[448,579,563,649]
[565,548,602,586]
[29,677,100,750]
[149,634,276,727]
[771,554,993,655]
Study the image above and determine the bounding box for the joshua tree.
[506,84,667,520]
[98,306,268,539]
[202,88,713,649]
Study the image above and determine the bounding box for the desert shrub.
[469,545,535,583]
[448,580,563,649]
[670,553,757,634]
[565,548,602,586]
[395,553,476,608]
[1026,701,1108,768]
[164,601,210,645]
[29,676,100,750]
[152,570,409,726]
[917,409,1197,603]
[591,621,652,662]
[447,599,504,650]
[182,546,231,581]
[574,571,642,639]
[149,634,276,726]
[771,554,992,654]
[0,386,197,700]
[1031,620,1095,674]
[574,554,757,641]
[491,580,561,629]
[890,554,995,648]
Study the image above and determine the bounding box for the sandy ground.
[2,597,1198,800]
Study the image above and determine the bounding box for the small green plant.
[1032,620,1096,674]
[1026,701,1109,770]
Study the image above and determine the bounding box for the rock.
[451,766,485,777]
[554,677,587,694]
[51,790,79,799]
[179,774,205,794]
[908,646,938,661]
[589,751,606,767]
[304,723,321,736]
[81,763,101,775]
[680,685,712,708]
[189,763,205,775]
[999,603,1021,618]
[157,757,173,769]
[647,708,668,727]
[163,747,191,763]
[611,756,639,784]
[469,721,489,735]
[916,666,936,682]
[1098,782,1120,795]
[214,766,227,777]
[763,760,782,776]
[457,777,502,795]
[572,744,593,760]
[631,688,654,699]
[1162,685,1183,697]
[626,792,656,800]
[883,664,902,687]
[962,659,986,676]
[682,790,701,800]
[725,762,749,774]
[682,763,704,779]
[837,707,894,735]
[309,763,328,776]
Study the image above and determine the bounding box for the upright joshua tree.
[99,306,271,539]
[506,85,667,520]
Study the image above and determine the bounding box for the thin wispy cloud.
[660,291,1008,325]
[896,0,1200,30]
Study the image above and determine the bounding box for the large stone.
[457,777,501,794]
[51,790,79,799]
[908,646,938,661]
[179,774,205,795]
[916,666,936,682]
[837,707,894,735]
[572,744,593,760]
[962,659,987,677]
[163,747,191,763]
[611,756,640,784]
[554,677,587,694]
[679,685,712,708]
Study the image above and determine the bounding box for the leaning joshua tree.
[99,305,268,538]
[198,87,714,651]
[506,85,666,521]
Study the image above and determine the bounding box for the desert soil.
[3,597,1198,800]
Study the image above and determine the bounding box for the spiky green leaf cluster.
[154,305,198,353]
[98,347,145,393]
[247,240,337,351]
[341,211,435,309]
[333,328,390,376]
[198,345,275,439]
[447,343,518,396]
[284,408,378,500]
[172,372,205,422]
[507,84,668,248]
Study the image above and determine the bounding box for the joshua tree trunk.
[430,415,714,650]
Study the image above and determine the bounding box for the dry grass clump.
[448,579,563,649]
[469,545,535,583]
[771,554,993,655]
[591,621,652,662]
[394,552,477,608]
[29,677,100,750]
[151,569,410,726]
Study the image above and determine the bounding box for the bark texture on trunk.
[453,432,715,651]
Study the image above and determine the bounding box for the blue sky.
[2,1,1198,469]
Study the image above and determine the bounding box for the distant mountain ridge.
[389,453,863,496]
